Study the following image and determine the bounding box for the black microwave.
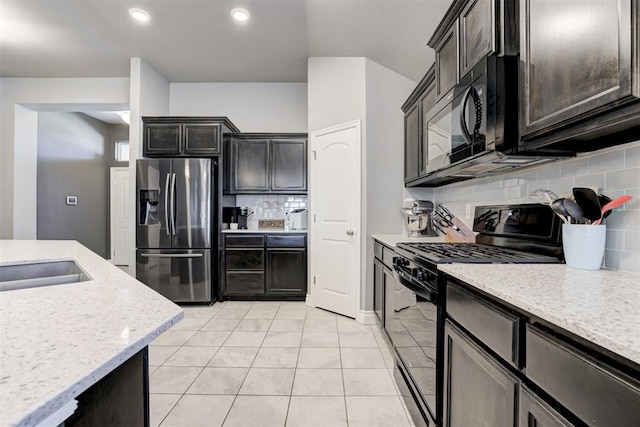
[419,56,565,186]
[426,55,519,173]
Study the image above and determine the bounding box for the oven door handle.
[393,267,438,303]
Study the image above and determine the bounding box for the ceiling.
[0,0,451,83]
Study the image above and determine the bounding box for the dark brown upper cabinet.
[228,133,307,194]
[428,0,517,100]
[404,102,421,183]
[459,0,495,77]
[142,117,239,157]
[231,138,270,192]
[402,66,436,185]
[271,139,307,192]
[420,78,438,177]
[435,24,459,100]
[519,0,640,152]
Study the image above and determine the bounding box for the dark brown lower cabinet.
[519,385,573,427]
[223,233,306,300]
[443,320,518,427]
[65,348,149,427]
[266,249,306,295]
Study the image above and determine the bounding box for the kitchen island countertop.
[0,240,183,427]
[439,263,640,367]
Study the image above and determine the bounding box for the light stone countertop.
[0,240,184,427]
[222,229,308,234]
[371,233,445,247]
[439,263,640,366]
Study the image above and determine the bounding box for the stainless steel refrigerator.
[136,158,215,303]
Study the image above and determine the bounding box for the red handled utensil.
[594,195,633,225]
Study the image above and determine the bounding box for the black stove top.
[396,242,560,264]
[395,203,564,266]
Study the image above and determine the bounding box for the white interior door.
[110,167,130,265]
[310,120,361,318]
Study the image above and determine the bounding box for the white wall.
[307,57,416,316]
[307,58,366,133]
[12,105,38,239]
[170,83,307,133]
[128,58,170,272]
[363,59,416,310]
[0,78,130,239]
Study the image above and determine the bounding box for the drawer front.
[374,241,384,260]
[446,282,519,367]
[382,246,396,270]
[266,235,306,248]
[526,326,640,426]
[225,272,265,295]
[519,385,573,427]
[225,249,264,270]
[225,235,265,247]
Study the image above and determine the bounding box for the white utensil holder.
[562,224,606,270]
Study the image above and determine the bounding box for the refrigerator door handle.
[164,173,171,235]
[141,253,203,258]
[170,173,177,235]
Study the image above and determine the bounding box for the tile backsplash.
[406,140,640,275]
[235,195,308,230]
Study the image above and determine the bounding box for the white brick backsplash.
[235,195,307,229]
[605,230,624,250]
[604,167,640,191]
[625,231,640,252]
[433,139,639,274]
[625,145,640,168]
[604,249,640,275]
[536,163,561,180]
[573,173,605,191]
[589,150,625,174]
[560,158,589,178]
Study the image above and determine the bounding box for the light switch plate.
[66,196,78,205]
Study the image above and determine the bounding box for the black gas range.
[390,204,563,427]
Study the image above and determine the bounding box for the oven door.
[391,267,440,425]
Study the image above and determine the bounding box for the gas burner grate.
[397,242,559,264]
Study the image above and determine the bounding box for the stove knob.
[416,270,424,281]
[396,258,409,267]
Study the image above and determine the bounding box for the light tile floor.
[149,301,414,427]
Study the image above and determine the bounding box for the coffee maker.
[222,207,250,229]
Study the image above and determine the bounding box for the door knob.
[346,230,355,236]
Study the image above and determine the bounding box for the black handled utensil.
[573,187,601,222]
[563,198,585,223]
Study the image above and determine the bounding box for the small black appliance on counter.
[223,207,249,229]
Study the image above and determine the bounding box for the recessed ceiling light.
[129,8,151,23]
[231,7,250,23]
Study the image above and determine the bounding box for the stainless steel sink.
[0,260,91,292]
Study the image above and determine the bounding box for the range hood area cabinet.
[403,65,436,184]
[225,133,308,194]
[429,0,518,100]
[142,117,240,157]
[518,0,640,153]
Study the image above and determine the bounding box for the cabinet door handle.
[141,253,203,258]
[346,230,355,236]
